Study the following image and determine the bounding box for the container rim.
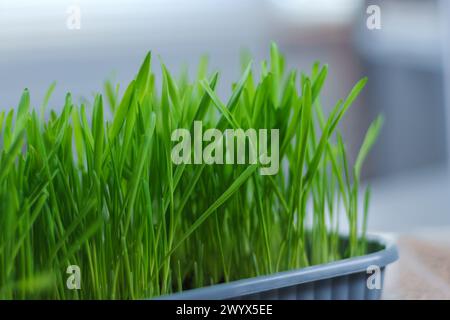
[156,232,399,300]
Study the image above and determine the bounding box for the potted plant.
[0,44,397,300]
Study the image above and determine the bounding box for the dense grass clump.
[0,44,382,299]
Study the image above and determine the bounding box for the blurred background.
[1,0,450,261]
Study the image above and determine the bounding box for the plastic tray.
[159,233,399,300]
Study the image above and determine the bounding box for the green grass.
[0,43,382,299]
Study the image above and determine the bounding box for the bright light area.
[268,0,364,25]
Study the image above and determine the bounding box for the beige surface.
[384,230,450,299]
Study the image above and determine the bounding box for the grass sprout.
[0,43,382,299]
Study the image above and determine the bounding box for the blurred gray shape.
[354,0,446,177]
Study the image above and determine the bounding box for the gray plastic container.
[160,234,398,300]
